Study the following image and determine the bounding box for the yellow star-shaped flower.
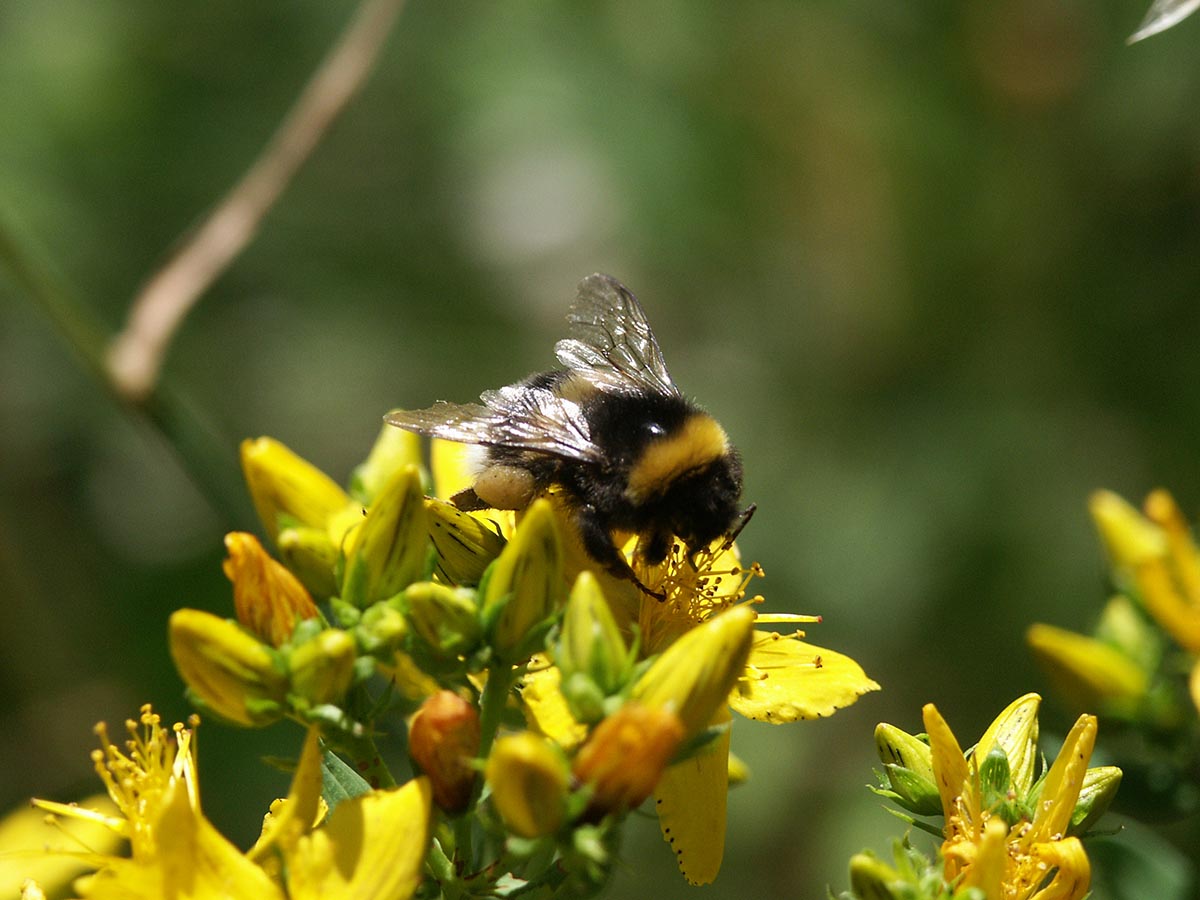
[27,707,433,900]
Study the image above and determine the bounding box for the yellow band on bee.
[625,414,729,503]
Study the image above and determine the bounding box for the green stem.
[478,664,515,760]
[0,212,253,527]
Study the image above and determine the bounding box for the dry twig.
[107,0,406,401]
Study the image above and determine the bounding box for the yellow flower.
[548,500,878,884]
[1088,488,1200,714]
[429,439,879,884]
[28,707,433,900]
[0,792,123,898]
[923,694,1102,900]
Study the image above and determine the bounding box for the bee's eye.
[644,421,665,438]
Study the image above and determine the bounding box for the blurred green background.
[3,0,1199,897]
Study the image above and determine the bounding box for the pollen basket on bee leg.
[473,464,538,511]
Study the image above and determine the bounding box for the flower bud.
[276,525,340,599]
[631,605,755,740]
[168,608,287,726]
[240,437,350,543]
[351,425,426,505]
[426,498,507,586]
[355,603,409,656]
[1026,624,1148,714]
[481,499,564,664]
[1089,489,1166,570]
[223,532,320,647]
[873,723,933,779]
[400,582,481,658]
[342,466,429,608]
[977,747,1013,812]
[558,572,629,706]
[848,852,903,900]
[1069,765,1123,835]
[976,692,1040,796]
[408,691,481,814]
[873,723,940,816]
[1096,595,1160,669]
[289,629,356,706]
[485,733,569,838]
[572,702,685,815]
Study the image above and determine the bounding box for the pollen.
[635,537,763,651]
[86,705,199,853]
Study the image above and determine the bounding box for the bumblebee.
[385,273,748,591]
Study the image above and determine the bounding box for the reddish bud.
[408,691,481,813]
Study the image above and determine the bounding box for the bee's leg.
[576,506,666,600]
[449,487,486,511]
[637,529,672,566]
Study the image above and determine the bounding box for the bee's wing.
[554,273,680,398]
[385,384,602,463]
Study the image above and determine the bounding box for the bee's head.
[666,450,744,552]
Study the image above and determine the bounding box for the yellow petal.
[1190,659,1200,717]
[1026,624,1149,711]
[353,426,425,505]
[1144,488,1200,604]
[653,708,731,886]
[0,794,124,896]
[975,693,1040,796]
[249,727,324,861]
[1089,489,1166,569]
[223,532,320,647]
[287,777,433,900]
[959,817,1007,900]
[241,437,350,543]
[1030,715,1096,844]
[634,606,755,739]
[519,660,588,750]
[729,632,880,722]
[1027,836,1090,900]
[150,778,284,900]
[923,703,970,824]
[1135,560,1200,653]
[431,438,477,501]
[425,499,507,586]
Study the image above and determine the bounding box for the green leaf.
[321,747,371,812]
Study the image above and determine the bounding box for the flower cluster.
[20,424,878,898]
[1027,487,1200,820]
[846,694,1121,900]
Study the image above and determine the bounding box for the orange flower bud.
[223,532,320,646]
[572,702,685,816]
[408,691,481,814]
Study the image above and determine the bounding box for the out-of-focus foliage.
[3,1,1200,898]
